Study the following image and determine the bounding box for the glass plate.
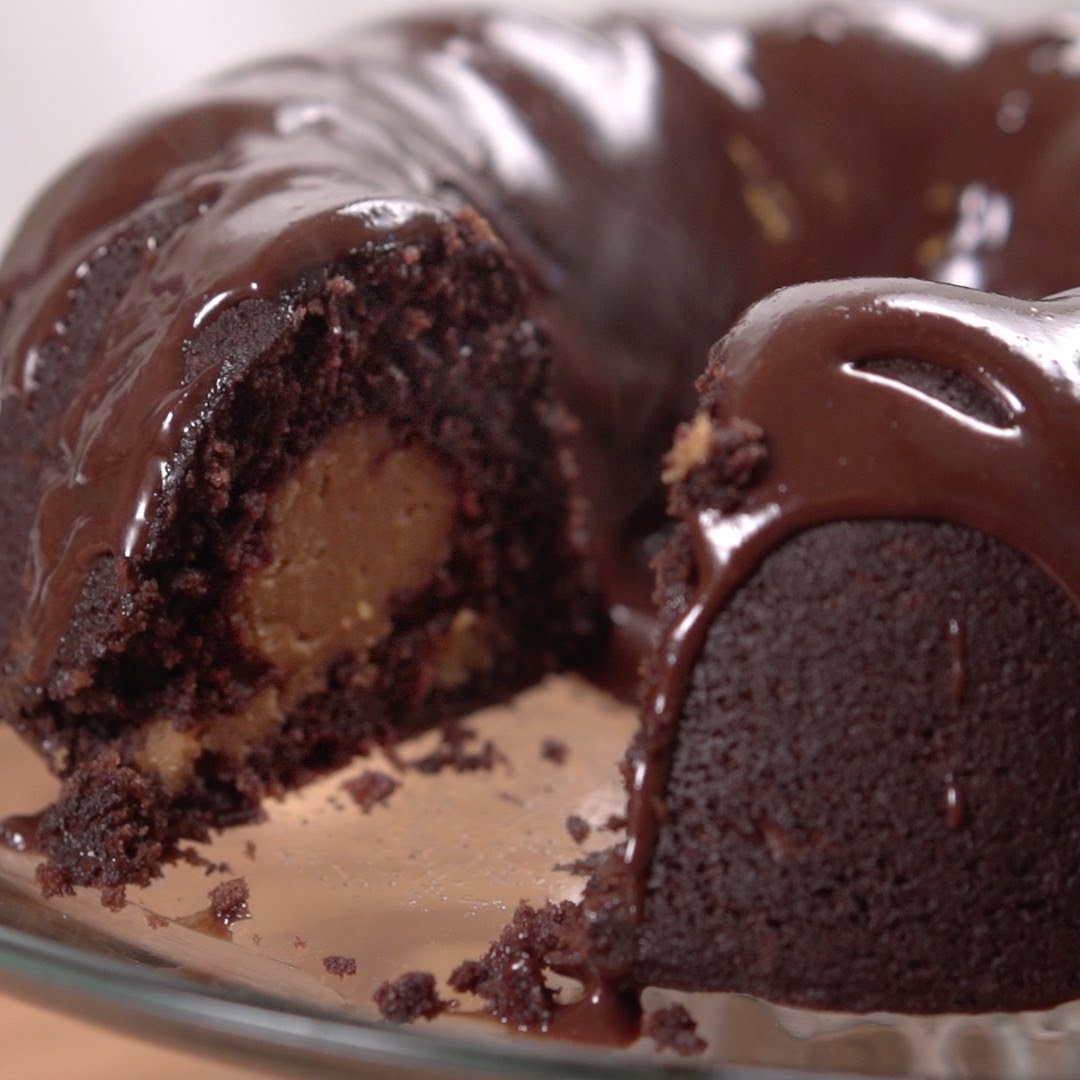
[1,676,1078,1079]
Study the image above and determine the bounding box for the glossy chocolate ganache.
[2,0,1080,1027]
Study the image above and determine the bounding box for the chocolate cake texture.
[3,0,1080,1023]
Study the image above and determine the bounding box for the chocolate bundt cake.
[3,0,1080,1017]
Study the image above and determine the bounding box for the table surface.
[0,989,264,1079]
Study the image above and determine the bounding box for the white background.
[0,0,1065,249]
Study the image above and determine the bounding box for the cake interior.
[26,214,597,899]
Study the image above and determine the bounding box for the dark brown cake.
[569,279,1080,1016]
[5,0,1080,1024]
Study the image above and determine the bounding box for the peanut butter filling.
[240,416,457,697]
[139,415,480,789]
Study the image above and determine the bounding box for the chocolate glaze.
[545,986,641,1048]
[0,811,44,854]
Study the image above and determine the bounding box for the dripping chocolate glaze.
[8,5,1080,690]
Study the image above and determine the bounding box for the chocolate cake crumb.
[145,911,170,929]
[178,847,232,876]
[540,738,568,765]
[403,722,507,775]
[554,849,610,876]
[34,753,174,908]
[177,877,251,939]
[374,971,450,1022]
[323,955,358,977]
[100,884,126,911]
[601,814,627,832]
[208,877,251,928]
[342,769,400,812]
[566,815,590,843]
[643,1003,706,1056]
[293,935,307,950]
[449,901,584,1029]
[244,841,256,860]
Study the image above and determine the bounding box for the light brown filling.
[240,416,457,698]
[139,416,491,789]
[661,413,716,485]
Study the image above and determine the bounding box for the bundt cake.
[3,0,1080,1020]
